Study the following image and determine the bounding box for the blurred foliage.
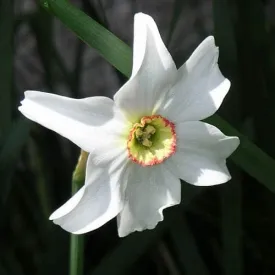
[2,0,275,274]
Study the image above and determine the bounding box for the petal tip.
[18,90,41,111]
[24,90,36,97]
[202,36,217,50]
[18,103,27,115]
[118,231,127,238]
[49,211,59,221]
[232,136,240,152]
[134,12,151,20]
[223,135,240,157]
[134,12,157,29]
[222,78,231,93]
[206,35,215,44]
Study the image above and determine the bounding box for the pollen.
[127,115,176,166]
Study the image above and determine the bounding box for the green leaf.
[0,0,13,134]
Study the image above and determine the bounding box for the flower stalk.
[70,150,88,275]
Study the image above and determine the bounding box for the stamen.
[142,138,152,147]
[135,128,144,139]
[144,125,156,135]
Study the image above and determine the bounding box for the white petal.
[166,153,230,186]
[51,147,129,234]
[117,164,181,237]
[159,36,230,122]
[176,121,240,159]
[19,91,128,152]
[49,187,85,220]
[114,13,177,121]
[165,121,239,186]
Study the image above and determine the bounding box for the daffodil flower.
[19,13,239,237]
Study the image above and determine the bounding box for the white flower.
[19,13,239,237]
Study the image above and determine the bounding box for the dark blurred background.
[2,0,275,274]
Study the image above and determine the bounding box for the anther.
[141,138,152,147]
[144,125,156,135]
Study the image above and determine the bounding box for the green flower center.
[127,115,176,166]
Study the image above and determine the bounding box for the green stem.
[70,216,84,275]
[69,150,88,275]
